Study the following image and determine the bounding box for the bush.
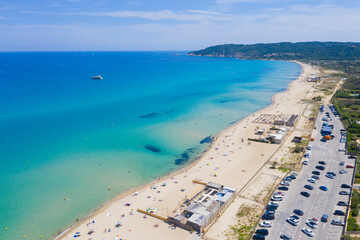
[347,217,360,231]
[352,206,359,217]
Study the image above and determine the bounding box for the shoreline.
[57,60,313,240]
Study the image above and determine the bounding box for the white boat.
[91,75,103,80]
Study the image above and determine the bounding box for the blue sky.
[0,0,359,51]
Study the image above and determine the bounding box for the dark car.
[267,205,277,211]
[300,191,310,197]
[311,175,319,180]
[349,155,357,159]
[278,186,289,191]
[339,191,350,195]
[327,172,336,176]
[334,210,345,216]
[321,214,328,222]
[338,201,348,206]
[341,184,351,188]
[318,161,326,165]
[315,165,325,170]
[255,229,269,236]
[252,234,265,240]
[312,171,321,175]
[304,185,314,190]
[289,175,296,180]
[280,234,292,240]
[262,213,275,220]
[294,209,304,216]
[320,138,327,142]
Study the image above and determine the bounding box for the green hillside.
[189,42,360,61]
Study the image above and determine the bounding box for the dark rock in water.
[140,110,174,119]
[200,136,213,144]
[229,121,237,125]
[144,144,161,153]
[174,147,198,165]
[140,112,159,119]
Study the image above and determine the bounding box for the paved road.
[262,106,355,240]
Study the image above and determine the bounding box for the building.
[274,114,298,127]
[169,182,236,233]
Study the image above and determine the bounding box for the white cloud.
[75,9,235,21]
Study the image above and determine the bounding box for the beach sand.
[58,62,319,240]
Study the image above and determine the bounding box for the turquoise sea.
[0,52,301,239]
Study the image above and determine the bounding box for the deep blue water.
[0,52,301,239]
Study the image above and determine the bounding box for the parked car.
[308,218,318,225]
[339,169,347,174]
[294,209,304,216]
[288,175,296,180]
[312,171,321,175]
[274,192,284,196]
[321,214,328,222]
[340,161,345,166]
[325,173,335,179]
[281,181,290,186]
[300,191,310,197]
[339,191,350,195]
[278,186,289,191]
[349,155,357,159]
[339,148,346,152]
[287,218,298,226]
[291,171,299,176]
[259,221,272,228]
[280,234,292,240]
[334,210,345,216]
[267,205,277,211]
[327,171,336,176]
[271,196,283,201]
[318,161,326,165]
[346,165,354,168]
[304,185,314,190]
[341,184,351,188]
[320,138,327,142]
[319,186,328,191]
[262,213,275,220]
[307,145,312,150]
[303,160,309,165]
[302,228,314,237]
[331,220,345,226]
[315,165,325,170]
[252,234,265,240]
[311,175,319,180]
[268,201,279,207]
[255,229,269,236]
[307,178,316,184]
[290,215,300,220]
[338,201,349,206]
[306,221,317,229]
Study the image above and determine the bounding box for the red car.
[346,165,355,168]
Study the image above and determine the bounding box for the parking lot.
[257,106,356,239]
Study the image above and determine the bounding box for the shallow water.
[0,52,301,239]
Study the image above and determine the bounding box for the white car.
[280,181,290,186]
[271,196,283,201]
[302,228,314,237]
[291,171,299,176]
[339,148,346,152]
[274,192,284,196]
[259,221,272,227]
[268,201,279,207]
[331,220,345,226]
[307,178,316,183]
[307,145,312,150]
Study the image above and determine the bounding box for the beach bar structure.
[274,114,298,127]
[168,182,236,233]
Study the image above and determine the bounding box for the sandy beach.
[58,61,320,240]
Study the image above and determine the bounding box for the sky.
[0,0,360,51]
